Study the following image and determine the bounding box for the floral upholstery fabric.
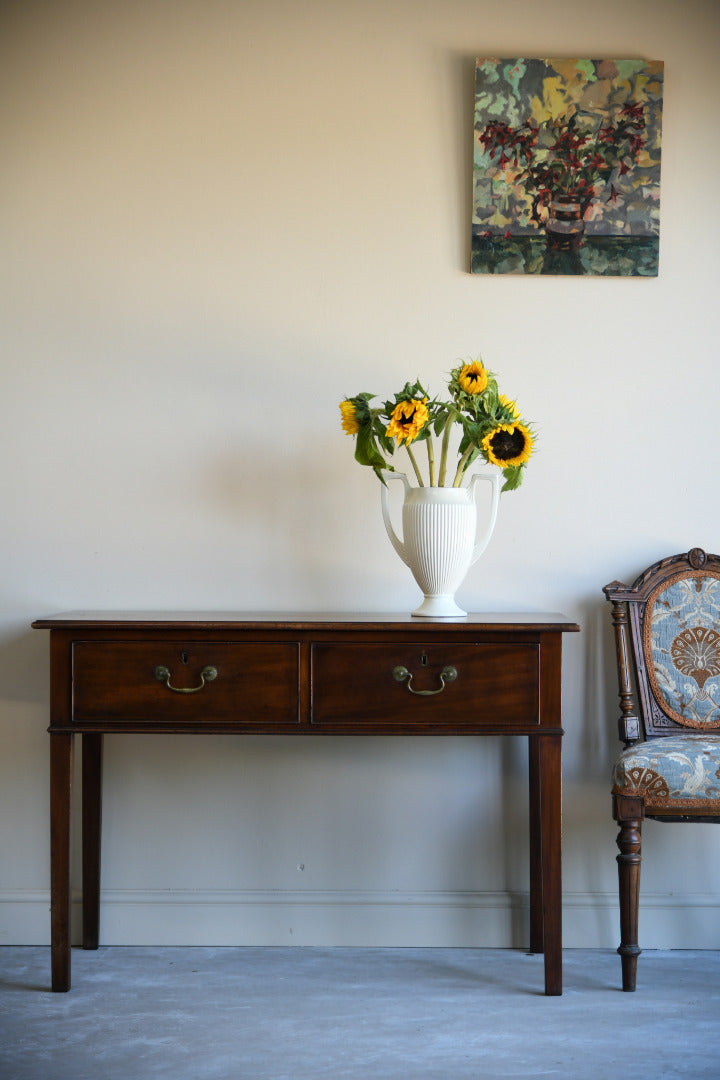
[612,734,720,810]
[645,572,720,728]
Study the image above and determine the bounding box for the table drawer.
[310,642,538,729]
[71,641,300,726]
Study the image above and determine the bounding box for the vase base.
[411,595,468,619]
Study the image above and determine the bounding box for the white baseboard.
[1,889,719,949]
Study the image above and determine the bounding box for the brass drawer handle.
[153,665,218,694]
[392,664,457,696]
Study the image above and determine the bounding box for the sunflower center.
[489,427,526,460]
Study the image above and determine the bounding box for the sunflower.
[339,399,360,436]
[385,398,429,445]
[498,393,520,418]
[458,360,488,396]
[482,422,534,467]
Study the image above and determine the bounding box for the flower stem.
[426,437,436,487]
[438,414,454,487]
[405,444,425,486]
[452,445,474,487]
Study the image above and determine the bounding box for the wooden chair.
[604,547,720,991]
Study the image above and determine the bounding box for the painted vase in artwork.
[544,194,585,251]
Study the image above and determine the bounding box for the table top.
[33,611,581,632]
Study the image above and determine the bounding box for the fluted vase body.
[380,473,501,618]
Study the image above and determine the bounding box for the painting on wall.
[471,58,664,277]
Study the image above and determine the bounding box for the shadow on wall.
[206,439,398,609]
[0,627,50,706]
[579,596,621,782]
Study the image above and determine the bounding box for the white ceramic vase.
[380,471,501,618]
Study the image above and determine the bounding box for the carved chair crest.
[604,548,720,745]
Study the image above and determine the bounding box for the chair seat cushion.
[612,734,720,810]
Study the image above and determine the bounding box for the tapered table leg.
[50,732,74,992]
[539,733,562,995]
[528,735,544,954]
[82,734,103,950]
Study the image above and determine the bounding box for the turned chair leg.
[614,794,644,992]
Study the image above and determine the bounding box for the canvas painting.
[471,58,664,276]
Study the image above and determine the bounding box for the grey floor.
[1,947,719,1080]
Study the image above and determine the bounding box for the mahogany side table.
[33,612,579,994]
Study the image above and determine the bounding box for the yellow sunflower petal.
[339,400,360,435]
[482,422,534,467]
[458,361,488,396]
[385,398,429,445]
[498,393,520,418]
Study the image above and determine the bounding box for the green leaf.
[501,466,524,493]
[346,393,376,426]
[483,383,499,415]
[462,447,480,472]
[432,406,451,436]
[354,425,387,471]
[374,419,396,456]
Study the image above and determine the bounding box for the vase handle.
[380,471,411,566]
[468,472,502,567]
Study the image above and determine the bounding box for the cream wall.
[2,0,719,950]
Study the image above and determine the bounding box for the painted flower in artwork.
[472,57,664,261]
[340,358,536,493]
[478,101,648,227]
